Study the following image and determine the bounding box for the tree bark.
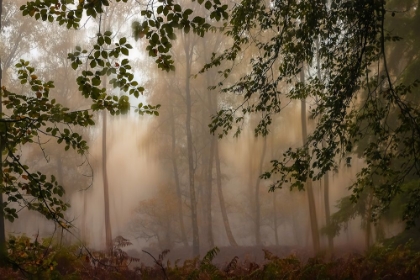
[215,140,238,247]
[184,35,199,257]
[0,0,6,256]
[270,133,279,246]
[102,110,113,251]
[205,137,215,248]
[323,167,333,253]
[0,0,6,259]
[254,136,267,246]
[365,190,374,249]
[201,35,222,250]
[169,103,188,247]
[317,37,334,254]
[273,190,279,246]
[300,68,320,254]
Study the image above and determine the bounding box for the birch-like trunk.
[300,67,320,254]
[183,34,199,257]
[215,140,238,247]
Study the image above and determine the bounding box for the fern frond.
[263,249,278,261]
[159,249,170,262]
[201,247,220,264]
[224,255,239,273]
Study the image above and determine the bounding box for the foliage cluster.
[1,236,420,279]
[1,235,142,280]
[199,0,420,229]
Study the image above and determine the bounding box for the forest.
[1,0,420,279]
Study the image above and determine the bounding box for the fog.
[0,0,409,264]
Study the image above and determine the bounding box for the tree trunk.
[81,188,88,243]
[56,157,66,245]
[169,103,188,247]
[300,68,320,254]
[201,35,222,250]
[98,8,113,252]
[317,37,333,254]
[184,35,199,257]
[323,168,333,253]
[254,136,267,246]
[102,110,113,251]
[273,191,279,246]
[365,190,374,249]
[270,133,279,246]
[0,0,6,257]
[205,137,215,248]
[215,140,238,247]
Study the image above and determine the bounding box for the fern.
[263,249,278,261]
[224,256,239,274]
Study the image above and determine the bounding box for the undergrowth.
[1,235,419,279]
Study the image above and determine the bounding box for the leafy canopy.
[2,0,226,226]
[202,0,420,227]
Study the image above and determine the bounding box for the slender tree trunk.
[270,133,279,246]
[56,157,66,244]
[316,37,333,254]
[215,140,238,247]
[201,36,222,250]
[184,36,199,257]
[273,191,279,246]
[292,207,301,245]
[365,190,374,249]
[300,68,320,254]
[169,104,188,247]
[323,167,333,252]
[98,9,113,252]
[82,188,88,243]
[255,136,267,246]
[0,0,6,256]
[206,137,215,248]
[163,200,172,250]
[203,75,215,249]
[102,110,113,251]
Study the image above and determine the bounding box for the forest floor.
[1,239,419,279]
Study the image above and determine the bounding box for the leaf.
[174,4,181,12]
[119,37,127,45]
[205,1,212,10]
[121,48,129,56]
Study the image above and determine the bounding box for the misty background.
[0,0,407,262]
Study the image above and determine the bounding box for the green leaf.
[205,1,212,10]
[119,37,127,45]
[174,4,182,12]
[98,36,104,45]
[121,48,129,56]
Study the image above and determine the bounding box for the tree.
[326,1,420,246]
[0,0,5,259]
[201,0,420,229]
[0,0,160,257]
[300,65,320,254]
